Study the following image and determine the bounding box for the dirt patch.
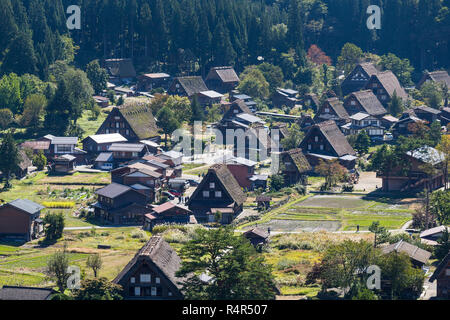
[296,195,369,209]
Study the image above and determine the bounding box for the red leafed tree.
[307,45,332,66]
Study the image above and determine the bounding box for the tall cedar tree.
[0,131,21,189]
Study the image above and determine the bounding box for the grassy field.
[0,170,111,227]
[77,109,108,141]
[0,227,150,287]
[239,194,413,232]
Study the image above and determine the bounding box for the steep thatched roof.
[104,58,136,78]
[173,76,208,96]
[368,71,408,100]
[303,120,356,157]
[349,90,387,116]
[283,148,311,174]
[118,103,159,140]
[206,66,240,83]
[190,164,247,207]
[113,236,185,291]
[382,240,431,265]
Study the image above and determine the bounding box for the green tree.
[46,246,70,293]
[177,227,276,300]
[237,68,270,100]
[269,174,285,191]
[0,73,23,114]
[388,91,404,117]
[73,278,122,300]
[156,106,180,148]
[355,130,371,155]
[0,131,21,189]
[33,150,47,171]
[257,63,284,93]
[369,221,390,248]
[378,252,425,300]
[20,94,47,128]
[370,145,400,191]
[280,124,304,150]
[86,253,103,278]
[420,82,443,109]
[43,212,65,242]
[190,95,204,122]
[313,240,379,296]
[0,109,14,129]
[337,43,363,75]
[1,31,37,76]
[379,53,414,87]
[86,60,108,94]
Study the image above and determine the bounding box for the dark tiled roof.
[0,286,54,300]
[7,199,44,214]
[207,66,240,83]
[413,105,441,115]
[350,90,387,116]
[113,236,185,290]
[108,143,145,152]
[175,76,208,96]
[95,183,132,198]
[284,148,311,174]
[382,240,431,264]
[95,152,113,162]
[118,104,159,140]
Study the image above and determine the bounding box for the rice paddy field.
[240,194,413,233]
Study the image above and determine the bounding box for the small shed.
[243,227,270,248]
[50,154,76,173]
[256,195,272,210]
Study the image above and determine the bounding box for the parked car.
[168,189,182,197]
[187,179,200,186]
[162,191,175,200]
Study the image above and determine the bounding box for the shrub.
[130,230,147,239]
[42,201,75,209]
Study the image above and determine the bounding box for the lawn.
[77,109,108,141]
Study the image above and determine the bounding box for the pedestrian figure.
[356,224,360,232]
[268,227,271,235]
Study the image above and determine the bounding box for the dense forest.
[0,0,449,80]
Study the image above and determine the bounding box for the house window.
[210,182,215,189]
[308,144,311,150]
[203,191,209,198]
[132,152,138,157]
[372,83,378,88]
[56,144,72,153]
[116,122,120,128]
[314,136,318,142]
[324,108,330,113]
[106,129,109,134]
[381,95,387,100]
[350,100,356,106]
[155,277,160,284]
[134,287,141,296]
[168,292,173,297]
[320,144,324,150]
[126,129,130,135]
[115,116,121,120]
[130,277,135,284]
[215,191,222,198]
[140,274,151,283]
[446,268,450,276]
[151,287,157,296]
